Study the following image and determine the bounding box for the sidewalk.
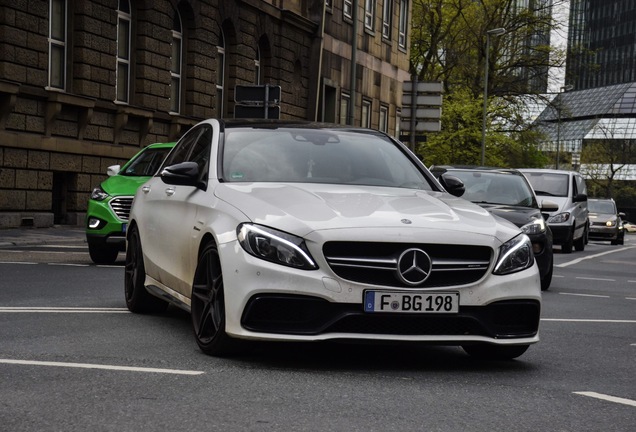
[0,225,87,247]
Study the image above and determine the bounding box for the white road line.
[97,265,123,268]
[0,262,37,265]
[0,359,204,376]
[0,307,129,313]
[573,391,636,407]
[47,263,89,267]
[556,246,635,268]
[575,277,615,281]
[629,281,636,283]
[542,319,636,323]
[553,275,565,278]
[559,292,610,298]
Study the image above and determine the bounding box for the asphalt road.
[0,235,634,431]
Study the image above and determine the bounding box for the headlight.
[237,223,318,270]
[605,220,616,227]
[548,212,570,223]
[521,217,546,235]
[493,234,534,275]
[90,186,110,201]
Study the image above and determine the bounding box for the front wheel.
[541,263,553,291]
[191,242,239,356]
[574,226,586,251]
[124,227,168,314]
[462,344,529,360]
[87,238,119,264]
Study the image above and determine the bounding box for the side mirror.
[161,161,200,187]
[540,199,559,212]
[573,193,588,203]
[619,212,626,218]
[107,165,121,176]
[440,174,465,198]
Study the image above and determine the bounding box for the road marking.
[47,263,90,267]
[557,246,635,268]
[0,261,37,265]
[629,281,636,283]
[575,277,615,282]
[559,292,610,298]
[573,391,636,407]
[0,307,129,313]
[542,319,636,323]
[97,265,123,268]
[0,359,204,376]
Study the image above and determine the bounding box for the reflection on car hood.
[101,175,152,196]
[215,183,521,242]
[476,203,541,229]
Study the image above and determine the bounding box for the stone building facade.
[0,0,411,228]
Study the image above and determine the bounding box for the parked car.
[125,119,541,360]
[431,166,555,291]
[519,169,589,253]
[622,220,636,233]
[86,141,176,264]
[588,198,625,245]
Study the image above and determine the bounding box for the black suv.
[432,166,555,291]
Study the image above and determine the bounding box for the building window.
[382,0,392,40]
[379,106,388,132]
[364,0,375,31]
[216,29,225,117]
[340,92,350,125]
[362,99,371,128]
[398,0,408,48]
[344,0,352,19]
[116,0,131,103]
[255,47,261,85]
[170,11,183,114]
[48,0,67,90]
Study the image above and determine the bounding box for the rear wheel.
[124,227,168,313]
[462,344,529,360]
[191,242,239,356]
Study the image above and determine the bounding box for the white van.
[519,169,589,253]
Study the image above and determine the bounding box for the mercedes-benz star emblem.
[396,248,432,285]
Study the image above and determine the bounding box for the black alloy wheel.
[191,242,239,356]
[124,227,168,314]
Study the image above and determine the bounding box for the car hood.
[215,183,520,242]
[101,175,152,196]
[476,203,541,228]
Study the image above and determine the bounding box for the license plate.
[122,223,127,233]
[364,291,459,313]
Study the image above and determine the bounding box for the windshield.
[588,200,616,214]
[522,172,569,197]
[121,148,172,177]
[449,171,537,207]
[222,128,434,190]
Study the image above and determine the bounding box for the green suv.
[86,142,176,264]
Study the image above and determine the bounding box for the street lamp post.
[555,85,573,170]
[480,28,506,166]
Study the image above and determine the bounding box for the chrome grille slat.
[109,196,134,221]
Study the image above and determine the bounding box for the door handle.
[165,187,175,196]
[141,186,150,194]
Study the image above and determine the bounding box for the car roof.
[517,168,579,175]
[218,118,380,133]
[430,165,524,175]
[145,141,177,149]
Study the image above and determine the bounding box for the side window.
[161,126,204,169]
[186,125,213,178]
[575,175,587,196]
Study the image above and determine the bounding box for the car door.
[137,124,213,295]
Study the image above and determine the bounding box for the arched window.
[216,28,225,117]
[48,0,67,90]
[116,0,131,103]
[170,11,183,113]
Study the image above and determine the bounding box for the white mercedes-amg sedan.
[125,119,541,360]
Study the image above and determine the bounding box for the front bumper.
[589,225,618,240]
[85,198,127,249]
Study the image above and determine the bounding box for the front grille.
[241,294,540,339]
[109,196,134,221]
[323,242,491,288]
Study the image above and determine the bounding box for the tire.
[574,226,586,251]
[462,344,529,360]
[561,229,574,254]
[88,239,119,264]
[124,227,168,314]
[541,263,553,291]
[191,242,239,356]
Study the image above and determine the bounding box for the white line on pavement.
[47,263,89,267]
[0,359,204,376]
[0,307,130,313]
[573,391,636,407]
[575,277,615,281]
[542,319,636,323]
[556,246,635,268]
[0,262,37,265]
[559,292,610,298]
